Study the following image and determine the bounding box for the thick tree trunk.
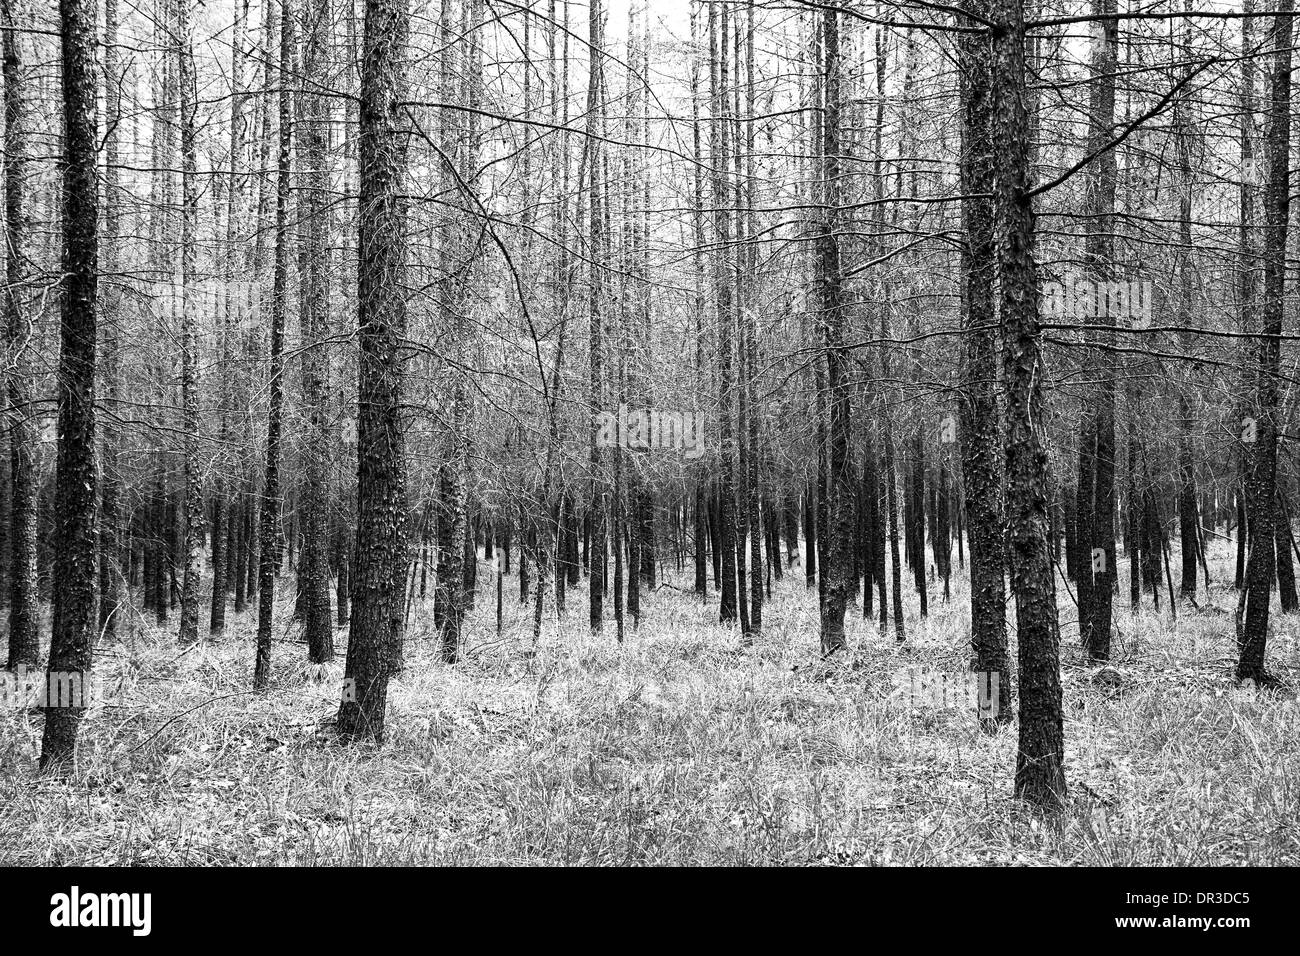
[1236,0,1256,595]
[991,0,1066,809]
[816,3,852,655]
[1240,1,1292,685]
[39,0,99,770]
[958,0,1010,722]
[338,0,410,740]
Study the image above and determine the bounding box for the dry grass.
[2,541,1298,865]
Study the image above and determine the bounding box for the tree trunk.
[299,0,335,664]
[254,0,294,691]
[39,0,99,770]
[958,0,1010,721]
[587,0,607,633]
[3,0,39,668]
[710,0,738,627]
[1236,0,1257,595]
[991,0,1066,809]
[1083,0,1117,659]
[338,0,410,740]
[1240,1,1291,685]
[815,3,852,655]
[177,0,204,646]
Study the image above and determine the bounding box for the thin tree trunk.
[1083,0,1117,659]
[254,0,294,690]
[710,0,738,626]
[299,0,335,664]
[3,0,39,668]
[177,0,204,646]
[588,0,606,633]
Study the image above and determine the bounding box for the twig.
[127,691,257,755]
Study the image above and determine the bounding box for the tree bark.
[1083,0,1117,658]
[254,0,294,691]
[39,0,99,770]
[177,0,205,646]
[588,0,607,633]
[710,0,738,626]
[338,0,410,740]
[991,0,1066,809]
[299,0,335,663]
[815,2,852,655]
[2,0,38,668]
[1240,0,1292,684]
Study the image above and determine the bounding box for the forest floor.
[2,541,1299,865]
